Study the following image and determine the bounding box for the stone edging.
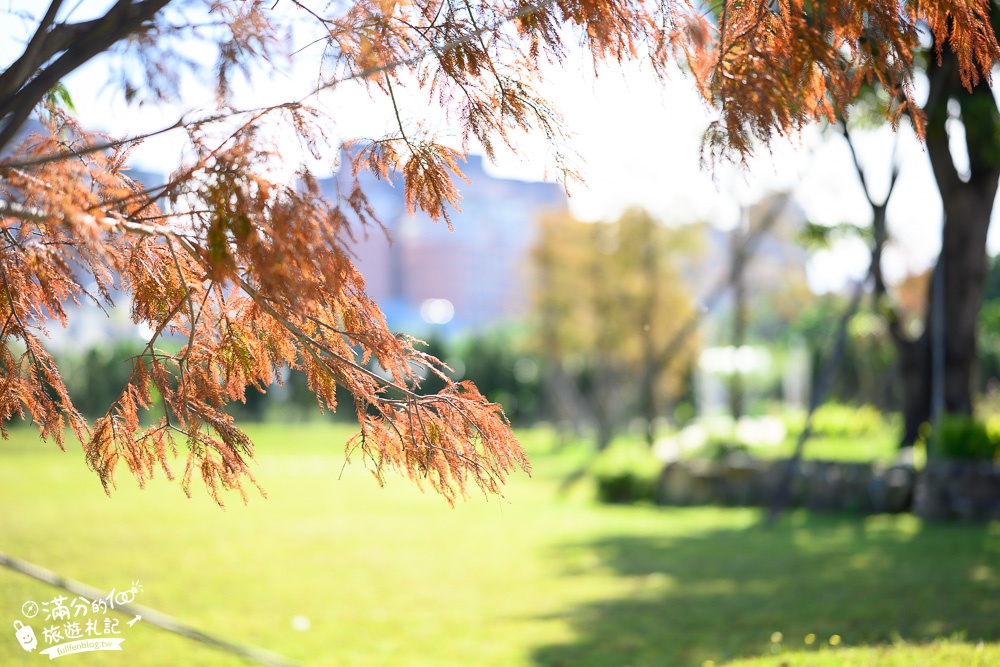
[656,456,1000,520]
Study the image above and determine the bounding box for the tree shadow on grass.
[532,511,1000,667]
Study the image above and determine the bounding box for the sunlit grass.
[719,638,999,666]
[0,424,997,666]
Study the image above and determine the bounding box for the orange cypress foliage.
[684,0,1000,163]
[0,0,997,504]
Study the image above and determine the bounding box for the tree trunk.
[639,235,659,446]
[938,182,994,412]
[897,48,1000,446]
[898,325,931,446]
[729,252,746,422]
[592,360,619,451]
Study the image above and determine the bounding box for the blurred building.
[319,153,567,335]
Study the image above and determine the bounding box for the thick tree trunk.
[897,50,1000,446]
[939,185,994,412]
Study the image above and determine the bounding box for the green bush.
[933,414,1000,460]
[779,403,888,440]
[810,403,887,438]
[590,440,662,504]
[703,439,751,461]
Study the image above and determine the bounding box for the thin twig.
[0,550,301,667]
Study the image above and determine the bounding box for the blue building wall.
[319,153,567,335]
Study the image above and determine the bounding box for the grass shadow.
[532,511,1000,667]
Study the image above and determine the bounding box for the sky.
[3,1,997,294]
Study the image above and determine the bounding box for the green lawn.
[1,424,999,666]
[719,639,999,667]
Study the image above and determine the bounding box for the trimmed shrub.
[934,414,1000,461]
[591,441,662,504]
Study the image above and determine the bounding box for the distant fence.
[655,456,1000,521]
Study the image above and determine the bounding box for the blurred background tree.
[533,209,701,449]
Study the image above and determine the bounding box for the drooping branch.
[0,0,173,152]
[0,0,998,507]
[0,1,67,103]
